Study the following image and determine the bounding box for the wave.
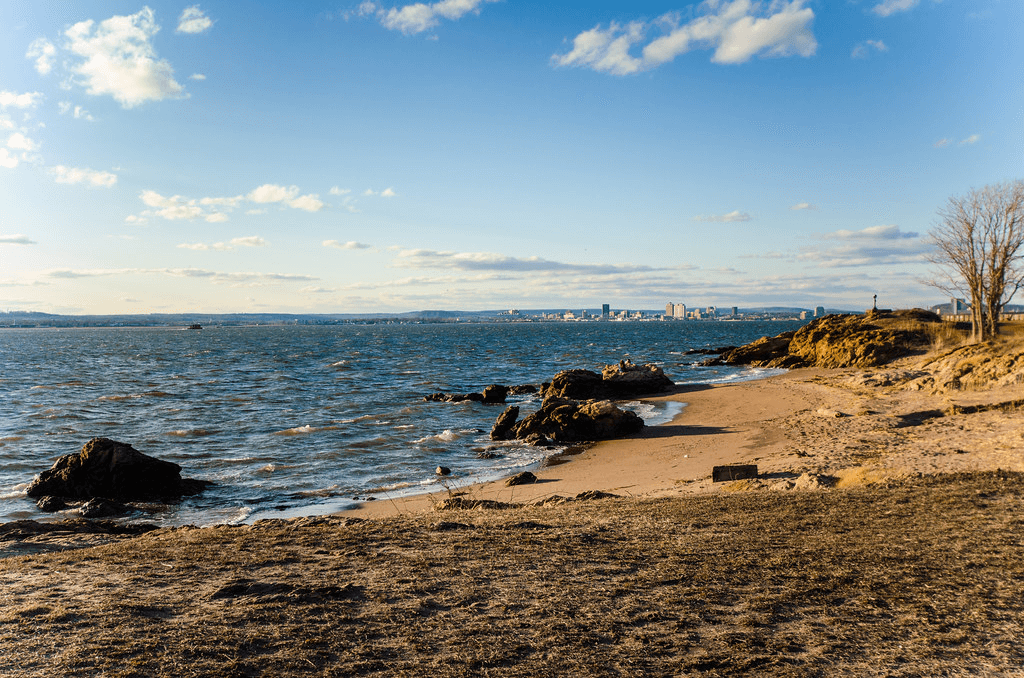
[166,429,217,437]
[414,428,478,444]
[96,390,174,402]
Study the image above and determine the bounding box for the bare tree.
[927,181,1024,342]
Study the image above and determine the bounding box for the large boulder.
[490,405,520,440]
[601,360,674,396]
[26,437,211,502]
[542,361,674,400]
[719,331,800,367]
[509,397,644,443]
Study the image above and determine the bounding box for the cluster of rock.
[424,384,537,404]
[26,437,211,517]
[706,310,944,369]
[488,360,673,445]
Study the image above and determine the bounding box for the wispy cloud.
[797,225,929,267]
[178,236,266,251]
[361,0,500,35]
[553,0,817,75]
[51,165,117,188]
[177,5,213,34]
[46,267,317,285]
[960,134,980,145]
[131,183,326,223]
[693,210,751,223]
[190,73,206,81]
[935,134,981,149]
[58,101,95,121]
[790,202,817,211]
[324,240,372,250]
[825,225,918,240]
[64,7,185,108]
[872,0,919,17]
[394,249,656,275]
[25,38,57,75]
[934,138,951,148]
[851,39,887,58]
[0,234,37,245]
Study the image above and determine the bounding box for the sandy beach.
[3,328,1024,676]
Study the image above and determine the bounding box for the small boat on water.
[187,323,202,330]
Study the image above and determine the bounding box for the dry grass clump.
[2,472,1024,676]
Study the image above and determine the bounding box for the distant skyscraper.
[731,306,738,316]
[666,302,674,317]
[674,304,686,318]
[814,306,825,317]
[602,303,610,317]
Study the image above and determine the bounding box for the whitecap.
[274,425,317,435]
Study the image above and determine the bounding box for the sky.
[1,0,1021,314]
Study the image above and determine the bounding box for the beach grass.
[2,471,1023,676]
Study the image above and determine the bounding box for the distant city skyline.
[1,1,1021,314]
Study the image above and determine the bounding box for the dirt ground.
[2,472,1024,677]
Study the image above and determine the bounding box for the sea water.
[0,320,800,526]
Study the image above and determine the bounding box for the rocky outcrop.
[490,405,520,440]
[600,360,675,396]
[716,310,945,369]
[506,397,643,443]
[425,384,515,405]
[26,438,212,507]
[543,360,674,400]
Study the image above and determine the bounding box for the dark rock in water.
[542,361,674,400]
[508,384,538,396]
[719,332,797,367]
[490,405,520,441]
[505,471,537,487]
[522,433,555,447]
[481,384,509,404]
[79,497,130,518]
[424,392,485,403]
[510,397,643,443]
[35,496,67,512]
[475,450,501,459]
[542,369,606,399]
[683,346,737,356]
[26,437,212,502]
[435,466,452,476]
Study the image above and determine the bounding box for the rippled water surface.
[0,321,801,525]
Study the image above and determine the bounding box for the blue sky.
[1,0,1020,314]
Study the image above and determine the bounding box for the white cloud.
[47,267,318,285]
[25,38,57,75]
[790,202,816,211]
[693,210,751,223]
[852,39,887,58]
[51,165,117,187]
[395,249,655,275]
[826,225,918,240]
[0,91,43,109]
[7,133,39,152]
[205,213,229,223]
[64,7,186,108]
[0,234,37,245]
[960,134,980,145]
[125,214,148,224]
[329,186,351,195]
[872,0,919,17]
[324,240,371,250]
[189,73,206,80]
[247,184,300,204]
[139,190,205,220]
[934,138,951,148]
[380,187,397,197]
[232,236,266,247]
[0,149,18,169]
[553,0,817,75]
[199,195,244,208]
[288,194,326,212]
[177,6,213,34]
[368,0,500,35]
